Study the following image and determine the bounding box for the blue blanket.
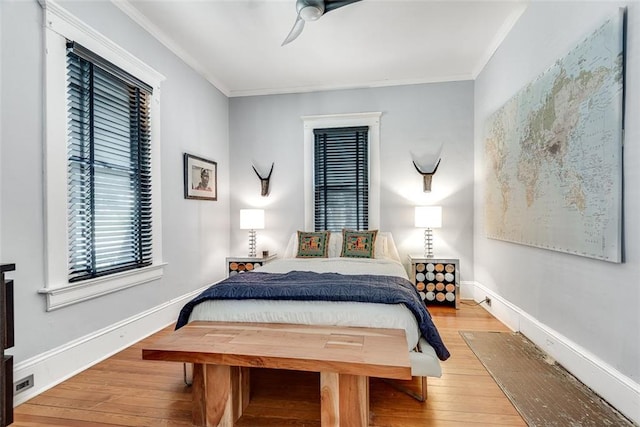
[176,270,450,361]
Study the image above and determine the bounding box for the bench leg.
[185,364,251,418]
[192,363,234,427]
[231,366,250,421]
[320,372,368,427]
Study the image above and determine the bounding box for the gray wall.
[0,0,230,362]
[6,0,637,415]
[229,82,475,274]
[474,1,639,383]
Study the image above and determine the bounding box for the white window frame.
[302,112,381,231]
[39,0,166,311]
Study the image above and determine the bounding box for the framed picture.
[184,153,217,200]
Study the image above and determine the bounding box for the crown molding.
[110,0,230,97]
[228,74,474,98]
[471,2,528,79]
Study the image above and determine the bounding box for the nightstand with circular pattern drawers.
[408,256,460,308]
[226,254,277,277]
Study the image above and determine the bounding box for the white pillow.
[327,232,343,257]
[380,232,401,262]
[283,233,298,259]
[284,231,400,261]
[374,233,387,259]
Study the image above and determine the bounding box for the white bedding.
[188,257,420,350]
[258,257,409,278]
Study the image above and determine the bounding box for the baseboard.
[12,285,210,406]
[459,280,477,301]
[469,281,640,425]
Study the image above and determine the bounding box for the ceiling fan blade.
[323,0,361,14]
[282,14,305,46]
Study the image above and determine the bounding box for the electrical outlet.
[14,374,34,395]
[485,297,492,307]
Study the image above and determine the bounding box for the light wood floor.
[12,303,526,426]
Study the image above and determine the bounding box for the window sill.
[38,263,166,311]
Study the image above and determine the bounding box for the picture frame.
[184,153,217,201]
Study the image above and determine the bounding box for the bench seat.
[143,321,411,427]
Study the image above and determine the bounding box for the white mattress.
[189,258,418,349]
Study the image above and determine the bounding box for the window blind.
[314,126,369,232]
[66,42,153,282]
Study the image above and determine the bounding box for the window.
[313,126,369,231]
[302,112,381,231]
[66,42,153,282]
[41,2,164,310]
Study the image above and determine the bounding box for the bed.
[176,231,450,401]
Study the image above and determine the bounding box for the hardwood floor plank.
[13,303,527,426]
[14,404,192,427]
[52,382,191,402]
[8,413,121,427]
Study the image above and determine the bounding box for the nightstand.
[408,256,460,309]
[226,254,277,277]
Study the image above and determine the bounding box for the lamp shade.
[415,206,442,228]
[240,209,265,230]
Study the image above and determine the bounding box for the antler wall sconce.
[411,145,443,193]
[413,159,440,192]
[252,162,274,196]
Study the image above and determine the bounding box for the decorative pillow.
[296,231,330,258]
[340,229,378,258]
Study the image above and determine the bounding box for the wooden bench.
[142,321,411,427]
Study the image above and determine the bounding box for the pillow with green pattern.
[296,231,330,258]
[340,229,378,258]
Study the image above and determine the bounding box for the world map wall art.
[484,10,625,263]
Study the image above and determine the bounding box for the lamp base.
[424,228,434,258]
[248,229,257,257]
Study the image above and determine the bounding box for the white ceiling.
[115,0,528,97]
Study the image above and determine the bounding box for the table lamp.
[240,209,265,257]
[415,206,442,258]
